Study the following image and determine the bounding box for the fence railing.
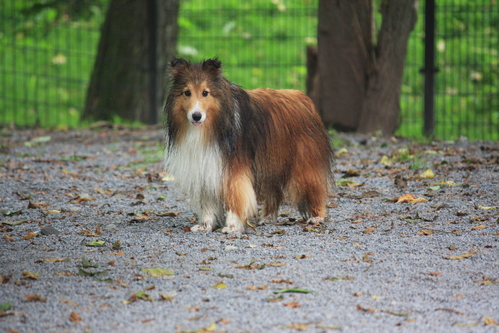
[0,0,497,140]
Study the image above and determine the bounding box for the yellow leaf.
[380,156,393,166]
[60,299,79,306]
[21,270,39,280]
[477,205,497,210]
[470,225,486,230]
[396,193,428,204]
[211,282,227,289]
[484,317,498,326]
[447,252,477,260]
[47,210,61,213]
[43,258,70,262]
[109,251,124,256]
[141,268,174,277]
[268,261,286,267]
[420,168,435,179]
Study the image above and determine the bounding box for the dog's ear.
[170,57,189,79]
[171,57,188,68]
[201,58,222,74]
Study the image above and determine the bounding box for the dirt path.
[1,127,498,332]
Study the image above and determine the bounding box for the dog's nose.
[192,112,202,122]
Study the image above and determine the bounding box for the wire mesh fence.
[0,0,497,140]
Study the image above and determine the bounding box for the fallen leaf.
[199,267,213,271]
[396,193,428,204]
[268,261,286,267]
[357,304,376,313]
[294,254,310,259]
[477,206,497,210]
[421,229,435,235]
[284,302,301,308]
[3,219,28,226]
[363,226,376,234]
[283,323,308,331]
[484,317,498,326]
[141,268,174,277]
[69,310,83,322]
[211,282,227,289]
[272,278,293,284]
[4,234,15,242]
[380,156,393,166]
[43,258,70,262]
[0,302,12,311]
[85,240,105,247]
[446,252,477,260]
[247,285,268,290]
[112,240,122,250]
[21,231,38,239]
[159,293,176,302]
[21,271,39,280]
[428,271,442,277]
[25,294,47,302]
[109,251,124,256]
[274,288,313,294]
[470,225,486,230]
[60,299,79,306]
[420,168,435,179]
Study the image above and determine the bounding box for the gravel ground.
[1,126,498,333]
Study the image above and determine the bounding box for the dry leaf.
[21,232,37,240]
[363,226,376,234]
[247,285,268,290]
[470,225,486,230]
[484,317,498,326]
[60,299,79,306]
[268,261,286,267]
[43,258,70,262]
[283,302,301,308]
[294,254,310,259]
[25,294,47,302]
[69,310,83,322]
[421,229,435,235]
[21,271,39,280]
[272,278,293,284]
[284,323,309,331]
[357,305,376,313]
[428,271,442,277]
[4,234,15,242]
[396,194,428,204]
[447,252,477,260]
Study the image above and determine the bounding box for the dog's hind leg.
[222,167,257,233]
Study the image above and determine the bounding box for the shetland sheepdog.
[164,58,333,233]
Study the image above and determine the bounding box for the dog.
[164,58,333,233]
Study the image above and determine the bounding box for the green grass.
[0,0,498,141]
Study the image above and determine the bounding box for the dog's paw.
[221,225,245,234]
[306,216,324,225]
[191,224,213,232]
[258,214,277,225]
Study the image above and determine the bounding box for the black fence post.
[423,0,436,137]
[147,0,158,124]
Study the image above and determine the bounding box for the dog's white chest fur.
[165,127,223,214]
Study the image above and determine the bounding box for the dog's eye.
[202,91,209,97]
[184,90,191,97]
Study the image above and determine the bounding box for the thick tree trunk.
[82,0,179,124]
[357,0,418,134]
[317,0,373,131]
[315,0,417,135]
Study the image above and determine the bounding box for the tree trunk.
[357,0,418,134]
[82,0,179,124]
[315,0,417,135]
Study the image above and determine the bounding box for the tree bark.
[315,0,417,135]
[82,0,179,124]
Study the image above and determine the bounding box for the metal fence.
[0,1,498,140]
